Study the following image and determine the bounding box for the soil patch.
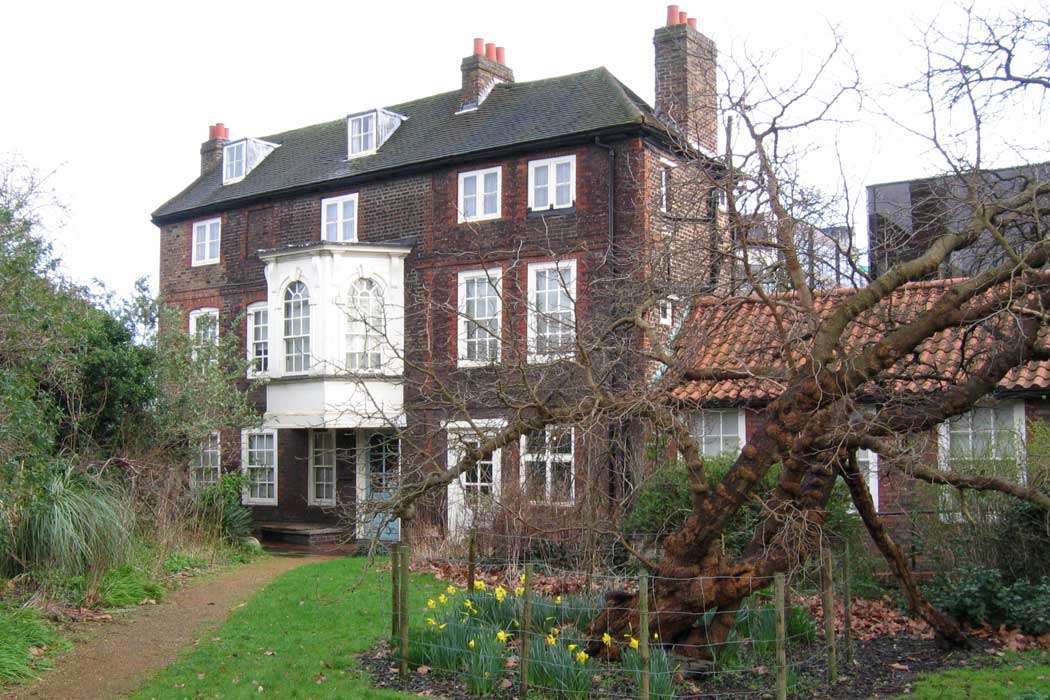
[358,635,989,700]
[1,554,332,700]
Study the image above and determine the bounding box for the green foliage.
[623,646,678,700]
[7,465,133,579]
[923,566,1050,635]
[884,651,1050,700]
[462,634,506,695]
[95,566,166,608]
[162,552,208,575]
[526,636,593,699]
[195,473,255,543]
[624,455,861,552]
[0,602,67,685]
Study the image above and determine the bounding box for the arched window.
[347,278,384,371]
[283,281,310,372]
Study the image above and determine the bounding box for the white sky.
[2,0,1043,298]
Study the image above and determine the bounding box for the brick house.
[152,7,726,541]
[672,278,1050,532]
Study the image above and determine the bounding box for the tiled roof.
[673,279,1050,406]
[153,68,661,223]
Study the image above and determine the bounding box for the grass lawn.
[887,651,1050,700]
[131,555,439,700]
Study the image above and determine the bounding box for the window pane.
[524,459,546,501]
[551,460,573,502]
[533,165,549,209]
[555,161,572,206]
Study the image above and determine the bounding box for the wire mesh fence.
[373,529,849,700]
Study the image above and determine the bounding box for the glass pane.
[551,461,572,502]
[484,171,497,194]
[533,165,549,208]
[525,459,546,500]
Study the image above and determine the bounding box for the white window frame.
[308,430,337,507]
[457,167,502,223]
[519,426,575,505]
[222,141,246,184]
[658,299,674,326]
[660,167,669,214]
[191,431,222,488]
[457,268,502,367]
[241,429,278,506]
[936,401,1027,520]
[283,281,311,373]
[348,112,377,157]
[346,278,385,372]
[246,302,269,377]
[853,448,880,514]
[191,218,221,266]
[690,409,746,457]
[321,193,358,242]
[527,259,577,363]
[527,155,576,211]
[188,307,219,363]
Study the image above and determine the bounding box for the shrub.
[162,552,207,575]
[923,566,1050,635]
[195,473,254,543]
[9,465,133,579]
[0,603,65,683]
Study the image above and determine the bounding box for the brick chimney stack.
[200,123,229,176]
[654,6,718,153]
[460,38,513,112]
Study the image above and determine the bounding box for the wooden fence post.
[467,526,477,593]
[775,573,787,700]
[842,543,853,666]
[391,542,400,643]
[821,545,838,684]
[520,563,533,700]
[399,542,410,678]
[639,572,651,700]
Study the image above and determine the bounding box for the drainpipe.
[594,137,616,262]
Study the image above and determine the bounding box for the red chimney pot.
[495,46,505,64]
[485,42,497,60]
[208,123,228,140]
[679,11,687,24]
[473,38,485,55]
[666,5,680,25]
[687,17,697,28]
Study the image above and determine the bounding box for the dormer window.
[347,109,407,159]
[223,141,245,182]
[222,138,279,185]
[349,113,375,155]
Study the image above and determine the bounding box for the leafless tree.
[341,5,1049,659]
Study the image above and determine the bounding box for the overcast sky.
[2,0,1043,299]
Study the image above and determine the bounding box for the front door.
[447,437,501,537]
[357,431,401,541]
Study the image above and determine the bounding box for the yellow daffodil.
[438,623,447,630]
[473,580,485,591]
[426,617,436,626]
[512,620,520,628]
[653,632,659,640]
[629,637,639,650]
[519,573,526,583]
[446,585,457,595]
[568,644,578,652]
[576,651,589,664]
[553,595,562,605]
[464,599,473,608]
[601,632,612,646]
[550,627,559,637]
[545,635,557,646]
[438,594,448,604]
[496,630,509,643]
[426,599,436,609]
[514,586,525,597]
[494,586,507,603]
[468,639,475,649]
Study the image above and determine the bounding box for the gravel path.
[1,554,331,700]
